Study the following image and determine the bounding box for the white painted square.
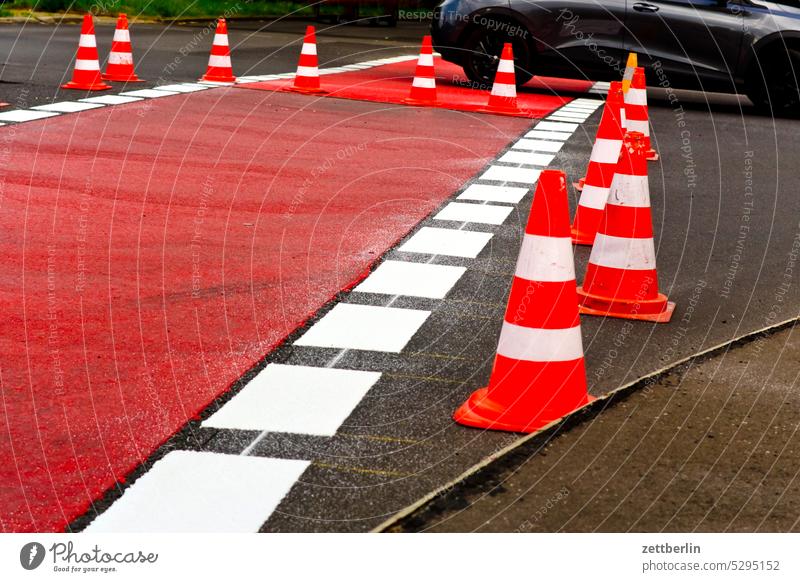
[458,183,528,204]
[434,202,513,225]
[203,364,381,436]
[549,110,590,120]
[120,89,180,98]
[32,101,105,113]
[151,83,210,93]
[354,260,466,299]
[0,109,60,122]
[498,150,555,166]
[480,165,541,185]
[525,129,572,140]
[561,104,598,112]
[548,115,587,123]
[84,452,308,532]
[511,138,564,153]
[399,226,493,258]
[295,303,430,352]
[80,95,143,105]
[536,120,579,132]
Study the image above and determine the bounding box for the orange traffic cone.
[621,52,637,93]
[571,81,625,246]
[454,169,594,434]
[102,14,144,82]
[200,18,236,84]
[577,132,675,322]
[625,68,658,161]
[62,14,111,91]
[405,35,436,105]
[291,25,324,94]
[481,43,519,114]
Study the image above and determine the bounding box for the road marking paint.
[0,109,60,122]
[535,120,579,132]
[80,95,143,105]
[31,101,105,113]
[153,83,211,92]
[458,183,528,204]
[499,150,554,166]
[511,138,565,153]
[433,201,513,225]
[547,115,589,123]
[294,303,431,353]
[524,129,572,141]
[203,364,381,436]
[399,226,493,258]
[120,88,180,98]
[479,165,541,185]
[354,260,466,299]
[84,451,308,532]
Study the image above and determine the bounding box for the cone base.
[403,97,437,106]
[288,84,326,95]
[646,150,659,161]
[199,75,236,84]
[101,73,145,82]
[477,106,526,117]
[570,228,595,246]
[61,81,111,91]
[572,178,585,192]
[576,287,676,323]
[453,387,595,434]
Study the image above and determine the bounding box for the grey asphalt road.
[0,18,428,107]
[6,18,799,532]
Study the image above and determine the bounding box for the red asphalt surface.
[243,58,593,118]
[0,87,533,532]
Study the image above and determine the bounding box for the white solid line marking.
[295,303,430,353]
[480,165,541,185]
[399,226,493,259]
[31,101,105,113]
[154,83,211,93]
[354,260,466,299]
[203,364,381,436]
[458,183,528,204]
[433,202,514,225]
[84,451,309,532]
[0,109,60,122]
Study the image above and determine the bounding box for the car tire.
[746,48,800,115]
[461,21,534,89]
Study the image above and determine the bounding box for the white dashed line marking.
[479,165,541,185]
[433,201,514,225]
[84,452,309,533]
[458,183,529,204]
[354,260,467,299]
[399,226,493,258]
[31,101,105,113]
[0,109,60,122]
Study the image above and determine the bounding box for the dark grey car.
[431,0,800,111]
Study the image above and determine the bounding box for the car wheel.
[462,22,533,89]
[747,48,800,115]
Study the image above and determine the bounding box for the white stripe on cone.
[301,43,317,56]
[113,29,131,42]
[75,59,100,71]
[497,59,515,73]
[296,65,319,77]
[515,235,576,282]
[626,118,649,136]
[591,233,657,270]
[497,323,584,362]
[626,88,647,106]
[492,83,516,98]
[412,77,436,89]
[208,54,232,68]
[576,184,611,210]
[79,34,96,47]
[213,34,229,47]
[590,138,623,164]
[418,53,434,67]
[108,52,133,65]
[608,174,651,207]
